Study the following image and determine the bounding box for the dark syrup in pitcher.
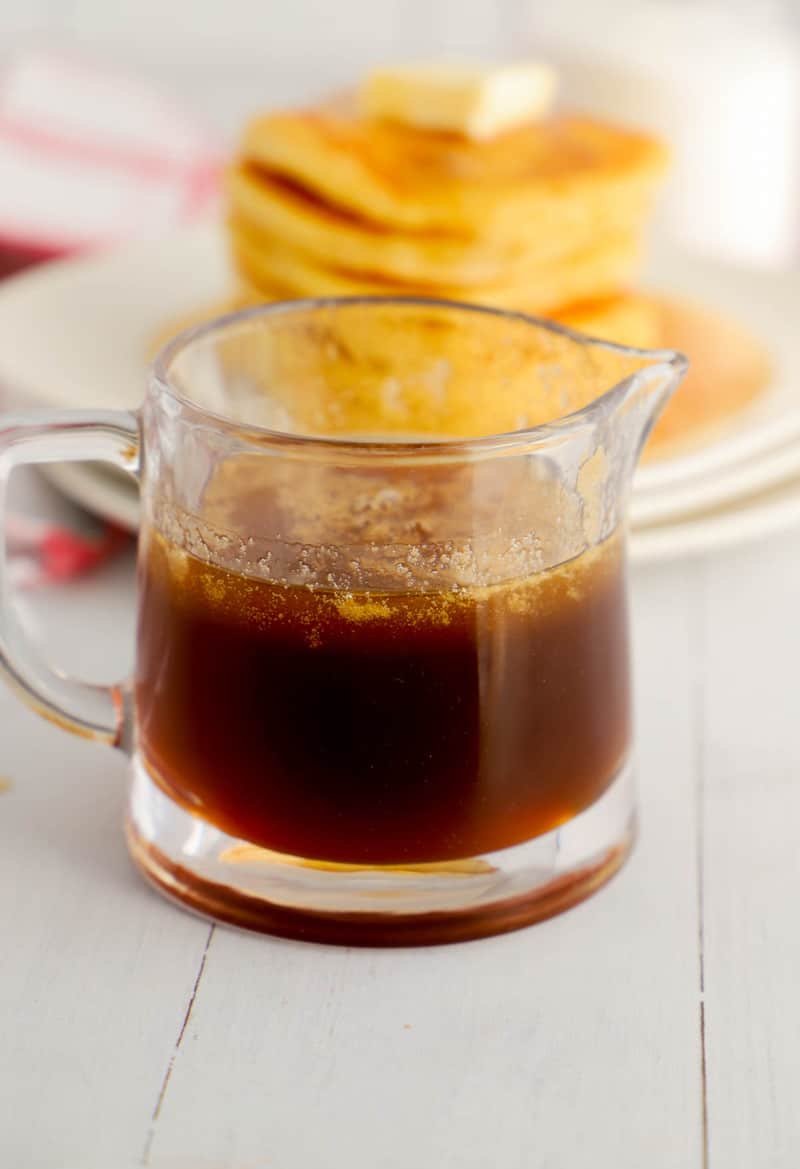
[136,524,630,866]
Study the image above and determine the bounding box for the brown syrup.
[135,525,630,866]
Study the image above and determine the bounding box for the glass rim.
[149,295,687,461]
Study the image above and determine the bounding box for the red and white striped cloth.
[7,510,130,590]
[0,51,221,268]
[0,52,222,584]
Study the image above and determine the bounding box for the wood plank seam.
[141,922,216,1165]
[690,561,709,1169]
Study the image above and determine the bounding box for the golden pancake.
[153,79,771,466]
[229,214,642,314]
[554,294,661,349]
[240,97,667,240]
[152,290,658,361]
[150,291,657,447]
[228,161,657,287]
[189,298,648,442]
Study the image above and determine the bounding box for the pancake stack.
[226,91,669,349]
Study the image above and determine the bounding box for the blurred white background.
[0,0,798,266]
[0,0,529,133]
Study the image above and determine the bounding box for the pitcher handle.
[0,410,140,750]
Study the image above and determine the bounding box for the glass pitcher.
[0,299,686,945]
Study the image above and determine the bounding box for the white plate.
[0,222,229,412]
[630,472,800,564]
[1,223,799,561]
[630,431,800,525]
[636,245,800,494]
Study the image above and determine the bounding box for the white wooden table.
[2,468,799,1169]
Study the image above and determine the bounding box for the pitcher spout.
[559,337,688,550]
[620,347,689,463]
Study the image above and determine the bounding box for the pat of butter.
[360,62,558,139]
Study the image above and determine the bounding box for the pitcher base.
[125,756,636,946]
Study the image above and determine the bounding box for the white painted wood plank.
[146,557,703,1169]
[0,473,210,1167]
[701,529,800,1169]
